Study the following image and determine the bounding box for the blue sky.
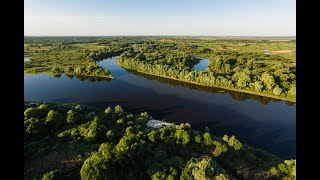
[24,0,296,36]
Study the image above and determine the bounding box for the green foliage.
[288,86,296,97]
[148,130,159,142]
[223,135,242,150]
[194,134,202,143]
[25,37,295,100]
[114,105,124,116]
[174,129,190,145]
[140,111,150,118]
[24,118,45,136]
[105,106,113,114]
[106,130,114,140]
[66,109,76,123]
[273,86,283,96]
[80,153,113,180]
[86,117,107,142]
[24,107,40,118]
[24,101,294,180]
[45,110,64,127]
[51,66,61,73]
[261,72,276,90]
[42,169,62,180]
[180,157,230,180]
[203,132,213,145]
[212,142,228,157]
[116,38,295,100]
[117,119,124,124]
[269,160,296,180]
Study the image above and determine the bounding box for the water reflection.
[52,74,112,82]
[126,69,294,106]
[25,56,296,159]
[192,58,211,71]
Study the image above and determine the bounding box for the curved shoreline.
[116,59,296,102]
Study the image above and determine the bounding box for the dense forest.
[24,37,296,101]
[116,39,296,101]
[24,101,295,180]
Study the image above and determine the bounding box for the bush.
[24,108,40,118]
[212,143,228,157]
[42,169,62,180]
[273,86,282,96]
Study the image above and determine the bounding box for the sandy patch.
[272,50,294,54]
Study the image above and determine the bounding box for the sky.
[24,0,296,36]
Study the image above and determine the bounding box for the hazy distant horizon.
[25,0,295,36]
[24,35,296,38]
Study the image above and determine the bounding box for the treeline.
[117,48,296,100]
[25,102,296,180]
[52,64,112,78]
[126,69,296,106]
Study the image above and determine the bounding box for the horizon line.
[24,35,296,38]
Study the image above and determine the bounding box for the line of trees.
[117,48,295,99]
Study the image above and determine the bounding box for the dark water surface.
[24,56,296,159]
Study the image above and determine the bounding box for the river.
[24,56,296,159]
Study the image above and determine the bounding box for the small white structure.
[146,119,174,129]
[264,50,271,55]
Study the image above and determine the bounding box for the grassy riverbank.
[117,59,296,102]
[24,70,114,79]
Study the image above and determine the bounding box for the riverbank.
[24,70,114,79]
[116,59,296,102]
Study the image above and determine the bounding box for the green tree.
[180,157,230,180]
[194,134,202,143]
[24,118,45,136]
[254,81,264,92]
[212,143,227,157]
[24,107,40,118]
[288,86,296,97]
[66,110,76,124]
[45,110,64,127]
[105,106,113,114]
[80,153,113,180]
[148,130,159,142]
[174,129,190,145]
[273,86,282,96]
[114,105,124,116]
[261,72,276,90]
[203,132,212,145]
[106,130,114,140]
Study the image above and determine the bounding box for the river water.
[192,58,210,71]
[24,56,296,159]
